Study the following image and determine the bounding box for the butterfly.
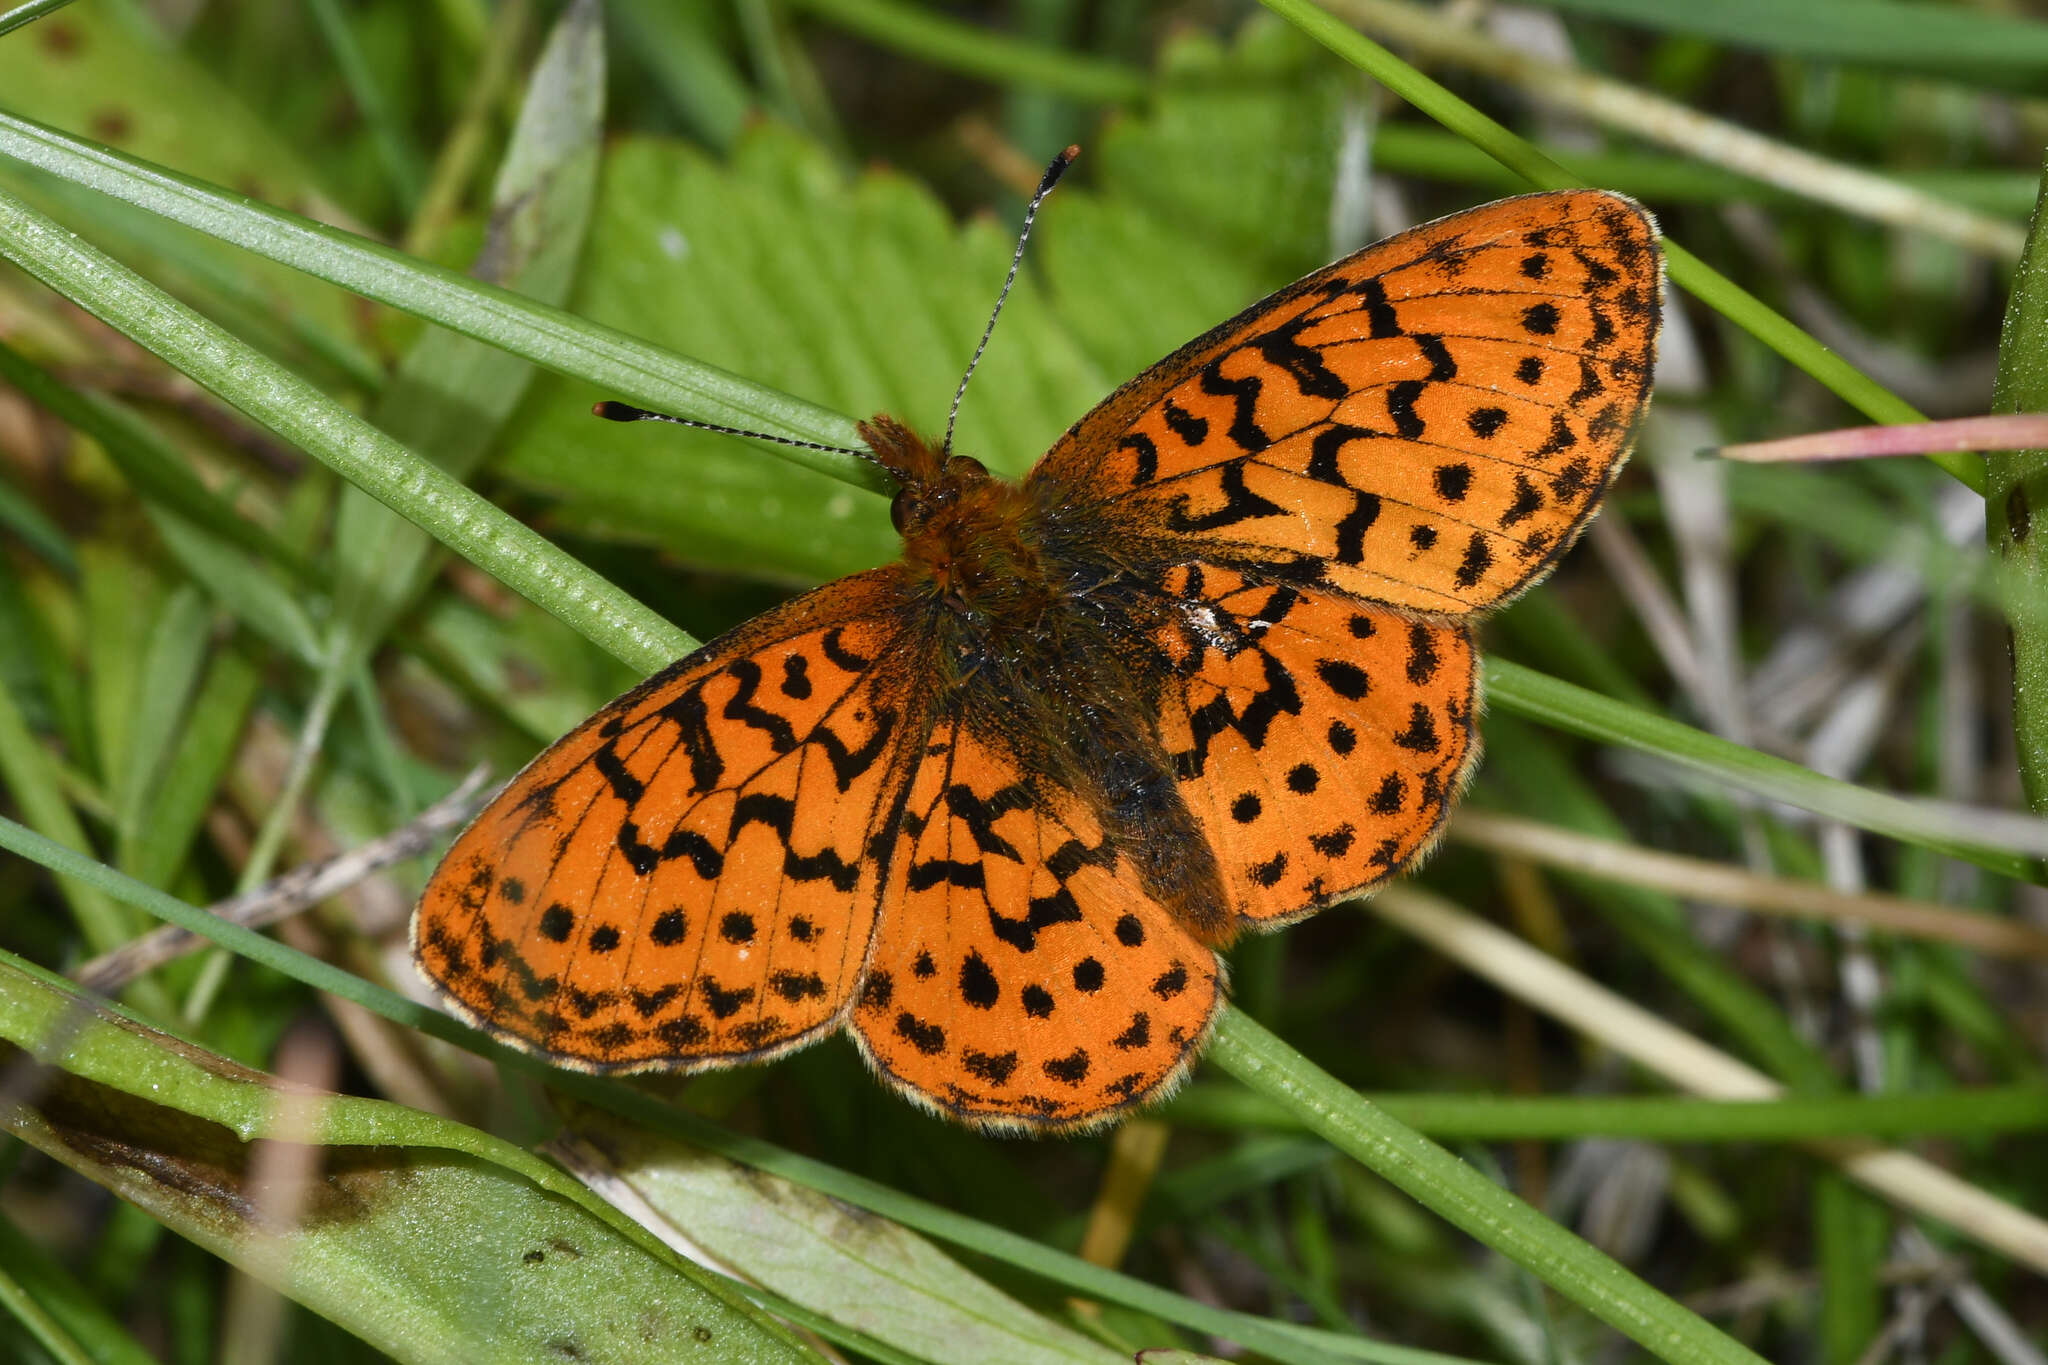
[413,177,1661,1131]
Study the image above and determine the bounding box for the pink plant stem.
[1715,414,2048,463]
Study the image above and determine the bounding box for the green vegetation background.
[0,2,2044,1364]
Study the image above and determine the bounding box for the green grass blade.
[1163,1084,2048,1140]
[1987,162,2048,814]
[121,643,261,891]
[303,0,426,212]
[1204,1009,1767,1365]
[0,179,688,677]
[0,1,80,40]
[1484,659,2039,879]
[611,4,755,151]
[0,107,877,486]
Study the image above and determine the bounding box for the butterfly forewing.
[1032,191,1659,614]
[850,723,1222,1128]
[414,569,930,1071]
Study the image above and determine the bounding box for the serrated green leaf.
[496,127,1108,583]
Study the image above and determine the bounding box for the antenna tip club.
[1039,145,1080,195]
[593,400,648,422]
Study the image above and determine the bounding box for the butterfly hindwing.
[1146,563,1478,926]
[1031,191,1659,614]
[414,568,929,1071]
[850,721,1223,1129]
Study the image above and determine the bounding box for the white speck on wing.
[1180,601,1232,651]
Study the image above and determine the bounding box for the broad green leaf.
[496,126,1108,583]
[1096,18,1354,281]
[561,1111,1128,1365]
[0,955,819,1365]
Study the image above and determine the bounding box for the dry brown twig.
[71,768,496,995]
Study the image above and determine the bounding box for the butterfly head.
[860,414,1041,611]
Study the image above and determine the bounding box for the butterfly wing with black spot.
[848,719,1223,1129]
[1028,191,1660,614]
[413,567,932,1072]
[1144,563,1478,926]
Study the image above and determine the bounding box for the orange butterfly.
[414,168,1661,1131]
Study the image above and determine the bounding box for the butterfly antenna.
[942,144,1079,455]
[591,401,869,458]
